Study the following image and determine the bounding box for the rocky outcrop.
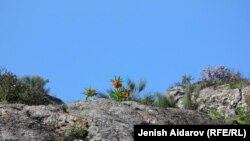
[0,98,220,141]
[68,99,220,141]
[0,104,87,141]
[166,85,250,116]
[166,86,185,108]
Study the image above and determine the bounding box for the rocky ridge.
[0,98,220,141]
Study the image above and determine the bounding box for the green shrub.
[105,76,147,102]
[0,68,63,105]
[227,108,250,125]
[183,84,201,110]
[155,95,177,108]
[109,87,128,102]
[208,108,250,125]
[208,109,225,120]
[57,127,88,141]
[192,84,201,109]
[183,84,193,110]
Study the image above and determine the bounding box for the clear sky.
[0,0,249,103]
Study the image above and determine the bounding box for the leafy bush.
[0,68,63,105]
[57,127,88,141]
[0,70,26,103]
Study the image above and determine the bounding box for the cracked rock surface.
[0,99,220,141]
[68,98,220,141]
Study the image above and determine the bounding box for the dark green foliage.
[57,127,88,141]
[19,76,50,105]
[0,68,63,105]
[154,94,177,108]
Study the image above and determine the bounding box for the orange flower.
[112,80,122,88]
[111,76,123,88]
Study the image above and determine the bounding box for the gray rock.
[0,104,87,141]
[0,99,221,141]
[166,85,250,117]
[68,98,220,141]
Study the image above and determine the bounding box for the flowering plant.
[83,88,97,100]
[111,76,123,88]
[201,65,241,82]
[109,76,131,101]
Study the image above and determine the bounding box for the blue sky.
[0,0,249,102]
